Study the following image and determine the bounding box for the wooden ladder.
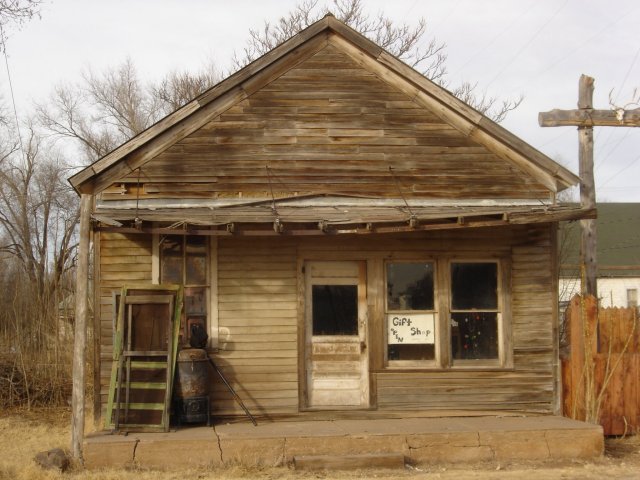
[106,285,183,432]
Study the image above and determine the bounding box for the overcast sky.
[2,0,640,201]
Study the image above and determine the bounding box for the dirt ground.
[1,408,639,480]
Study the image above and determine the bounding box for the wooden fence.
[561,294,639,435]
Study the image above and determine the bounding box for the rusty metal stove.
[173,348,210,425]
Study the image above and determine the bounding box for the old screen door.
[304,261,369,408]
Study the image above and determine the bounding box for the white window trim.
[209,237,219,349]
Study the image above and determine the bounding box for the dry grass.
[1,407,639,480]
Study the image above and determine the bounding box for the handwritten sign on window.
[387,313,435,344]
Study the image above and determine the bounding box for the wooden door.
[305,261,369,408]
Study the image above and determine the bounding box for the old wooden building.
[70,15,592,426]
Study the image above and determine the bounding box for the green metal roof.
[560,203,640,277]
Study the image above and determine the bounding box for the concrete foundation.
[84,415,603,470]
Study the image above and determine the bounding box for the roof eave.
[68,14,579,196]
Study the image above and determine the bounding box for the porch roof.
[92,195,595,236]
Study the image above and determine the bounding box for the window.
[312,285,358,335]
[160,235,209,345]
[385,263,436,363]
[450,262,499,361]
[384,259,508,368]
[628,289,638,308]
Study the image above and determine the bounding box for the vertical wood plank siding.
[97,232,153,417]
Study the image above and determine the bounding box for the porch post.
[71,193,92,461]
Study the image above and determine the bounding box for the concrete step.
[293,452,405,470]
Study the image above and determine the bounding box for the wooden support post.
[71,194,92,461]
[578,75,597,297]
[540,75,640,298]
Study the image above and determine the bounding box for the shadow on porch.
[84,414,603,470]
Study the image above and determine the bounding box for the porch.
[83,413,603,470]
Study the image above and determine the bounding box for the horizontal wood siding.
[375,225,556,412]
[96,225,556,420]
[114,45,547,200]
[97,232,153,417]
[211,238,299,415]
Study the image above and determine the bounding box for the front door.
[304,261,369,408]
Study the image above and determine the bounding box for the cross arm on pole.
[539,107,640,127]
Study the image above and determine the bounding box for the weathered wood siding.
[96,232,153,417]
[113,44,548,200]
[96,224,557,419]
[374,226,555,412]
[211,238,299,415]
[298,225,556,413]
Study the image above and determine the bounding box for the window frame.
[384,259,440,368]
[383,256,512,370]
[152,233,218,349]
[447,259,507,368]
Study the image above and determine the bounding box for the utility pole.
[539,74,640,298]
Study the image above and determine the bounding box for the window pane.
[186,237,207,285]
[186,254,207,285]
[628,289,638,308]
[185,287,206,315]
[312,285,358,335]
[451,263,497,310]
[387,263,434,310]
[451,312,498,360]
[388,344,435,361]
[160,236,183,284]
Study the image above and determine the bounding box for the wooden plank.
[539,107,640,127]
[93,229,102,425]
[622,354,637,435]
[71,194,91,460]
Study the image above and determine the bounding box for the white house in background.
[560,203,640,308]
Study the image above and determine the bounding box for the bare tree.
[151,65,221,113]
[38,59,160,163]
[0,0,41,29]
[0,119,78,408]
[232,0,520,121]
[0,122,78,299]
[39,60,221,164]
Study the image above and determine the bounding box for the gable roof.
[69,14,579,196]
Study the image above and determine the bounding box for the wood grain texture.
[97,233,153,410]
[210,238,299,415]
[96,225,560,420]
[110,45,549,201]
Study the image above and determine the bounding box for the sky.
[2,0,640,202]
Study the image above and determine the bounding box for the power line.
[428,0,462,39]
[598,154,640,188]
[611,42,640,106]
[594,42,640,160]
[450,0,537,78]
[402,0,419,20]
[594,129,632,172]
[540,128,572,148]
[0,24,25,164]
[515,3,639,90]
[484,0,568,89]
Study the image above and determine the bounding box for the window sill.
[375,365,515,373]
